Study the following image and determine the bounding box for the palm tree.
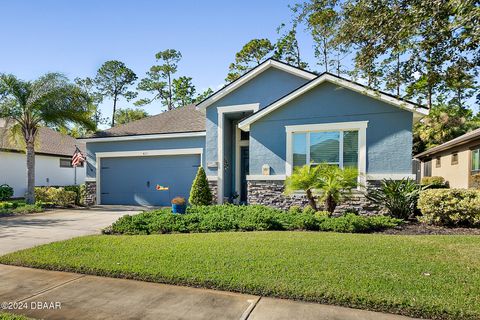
[315,164,358,213]
[285,165,321,211]
[284,164,359,213]
[0,73,94,203]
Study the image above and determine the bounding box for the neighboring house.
[0,119,86,197]
[82,59,428,209]
[415,128,480,188]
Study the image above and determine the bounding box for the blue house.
[83,59,428,209]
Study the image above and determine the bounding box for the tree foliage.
[273,25,309,69]
[137,49,199,110]
[0,73,94,203]
[226,39,274,82]
[114,108,149,126]
[94,60,137,127]
[413,104,479,154]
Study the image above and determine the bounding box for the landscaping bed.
[103,205,403,235]
[1,232,479,320]
[379,221,480,235]
[0,200,43,217]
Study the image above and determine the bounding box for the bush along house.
[81,59,428,212]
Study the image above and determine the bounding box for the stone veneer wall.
[84,181,97,206]
[208,180,218,204]
[247,180,379,215]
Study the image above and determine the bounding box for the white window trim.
[94,148,203,205]
[367,173,416,180]
[285,121,368,186]
[246,175,286,181]
[217,103,259,204]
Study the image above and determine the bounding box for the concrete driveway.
[0,206,143,255]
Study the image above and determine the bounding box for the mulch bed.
[380,221,480,235]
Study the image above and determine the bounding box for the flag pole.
[74,145,78,185]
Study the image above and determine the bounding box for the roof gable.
[238,73,429,131]
[196,59,317,111]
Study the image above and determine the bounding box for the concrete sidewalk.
[0,265,420,320]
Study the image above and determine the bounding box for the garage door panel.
[100,154,200,206]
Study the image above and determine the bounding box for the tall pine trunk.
[25,139,35,204]
[111,94,118,127]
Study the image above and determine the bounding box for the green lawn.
[1,232,479,319]
[0,313,33,320]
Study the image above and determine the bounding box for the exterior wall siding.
[249,82,414,177]
[205,67,310,177]
[419,139,480,189]
[0,151,85,197]
[86,136,205,179]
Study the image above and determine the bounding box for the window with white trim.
[292,130,359,169]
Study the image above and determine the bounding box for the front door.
[240,147,249,203]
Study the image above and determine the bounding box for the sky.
[0,0,320,126]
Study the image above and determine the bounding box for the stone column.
[84,181,96,206]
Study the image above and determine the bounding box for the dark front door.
[240,147,249,203]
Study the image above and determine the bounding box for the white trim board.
[217,103,259,204]
[238,74,428,131]
[94,148,203,205]
[367,173,416,180]
[83,131,206,143]
[246,175,287,181]
[196,60,316,111]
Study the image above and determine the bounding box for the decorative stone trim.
[247,180,379,215]
[85,181,97,206]
[208,180,218,204]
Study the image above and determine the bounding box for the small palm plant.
[285,164,359,213]
[285,165,321,211]
[366,178,423,219]
[316,164,359,213]
[0,73,94,203]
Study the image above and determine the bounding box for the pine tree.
[189,167,212,205]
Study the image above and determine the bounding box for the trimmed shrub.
[63,185,85,205]
[34,187,76,207]
[11,204,44,214]
[104,204,402,235]
[420,176,449,189]
[0,201,43,215]
[366,179,423,219]
[471,174,480,189]
[189,167,212,205]
[0,184,14,201]
[417,189,480,227]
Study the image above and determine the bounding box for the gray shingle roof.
[415,128,480,158]
[0,124,84,157]
[87,104,205,138]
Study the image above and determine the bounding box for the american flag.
[71,146,85,167]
